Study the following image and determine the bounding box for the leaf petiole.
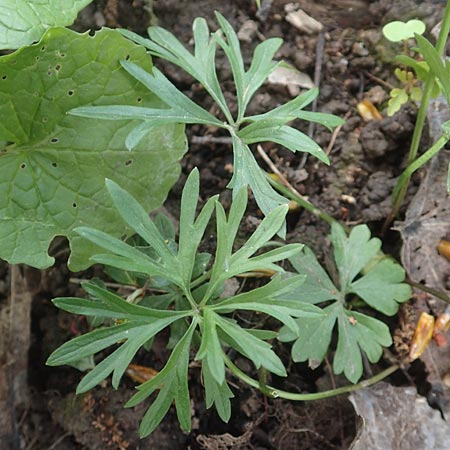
[392,131,450,203]
[224,354,399,401]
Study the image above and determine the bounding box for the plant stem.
[384,1,450,231]
[190,269,212,289]
[406,278,450,304]
[266,174,341,229]
[391,132,450,203]
[224,355,399,400]
[183,286,200,311]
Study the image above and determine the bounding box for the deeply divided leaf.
[350,259,411,315]
[333,309,392,383]
[227,135,289,221]
[330,223,381,290]
[281,224,410,382]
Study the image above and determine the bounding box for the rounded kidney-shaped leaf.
[382,19,426,43]
[0,0,93,49]
[0,27,186,270]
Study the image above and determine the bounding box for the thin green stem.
[266,174,342,230]
[384,1,450,230]
[406,278,450,304]
[181,285,200,311]
[224,355,399,400]
[407,80,434,165]
[190,269,212,290]
[392,133,450,203]
[404,134,449,174]
[199,277,223,307]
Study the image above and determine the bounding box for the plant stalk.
[391,132,450,203]
[224,355,399,401]
[406,278,450,304]
[266,174,341,229]
[190,269,212,289]
[384,1,450,231]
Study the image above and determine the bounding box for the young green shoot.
[68,13,344,228]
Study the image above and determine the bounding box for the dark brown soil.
[2,0,448,449]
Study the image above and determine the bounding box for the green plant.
[47,169,325,437]
[0,27,186,270]
[383,3,450,230]
[279,223,411,383]
[69,12,344,226]
[0,5,416,439]
[46,169,413,436]
[382,19,431,116]
[0,0,93,49]
[386,67,424,116]
[382,19,426,43]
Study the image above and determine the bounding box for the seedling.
[47,170,411,436]
[383,2,450,229]
[47,169,324,437]
[69,12,344,223]
[387,67,425,116]
[382,19,425,43]
[382,19,431,116]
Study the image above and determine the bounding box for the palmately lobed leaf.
[280,303,340,368]
[0,27,186,269]
[281,224,410,383]
[331,223,381,290]
[333,309,392,383]
[350,259,411,315]
[284,247,340,304]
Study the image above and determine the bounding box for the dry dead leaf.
[395,98,450,293]
[395,97,450,416]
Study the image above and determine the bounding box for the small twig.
[264,168,340,229]
[256,144,305,199]
[24,435,39,450]
[191,135,233,145]
[47,432,72,450]
[309,32,326,135]
[325,110,351,155]
[298,31,325,169]
[363,70,395,90]
[17,408,29,432]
